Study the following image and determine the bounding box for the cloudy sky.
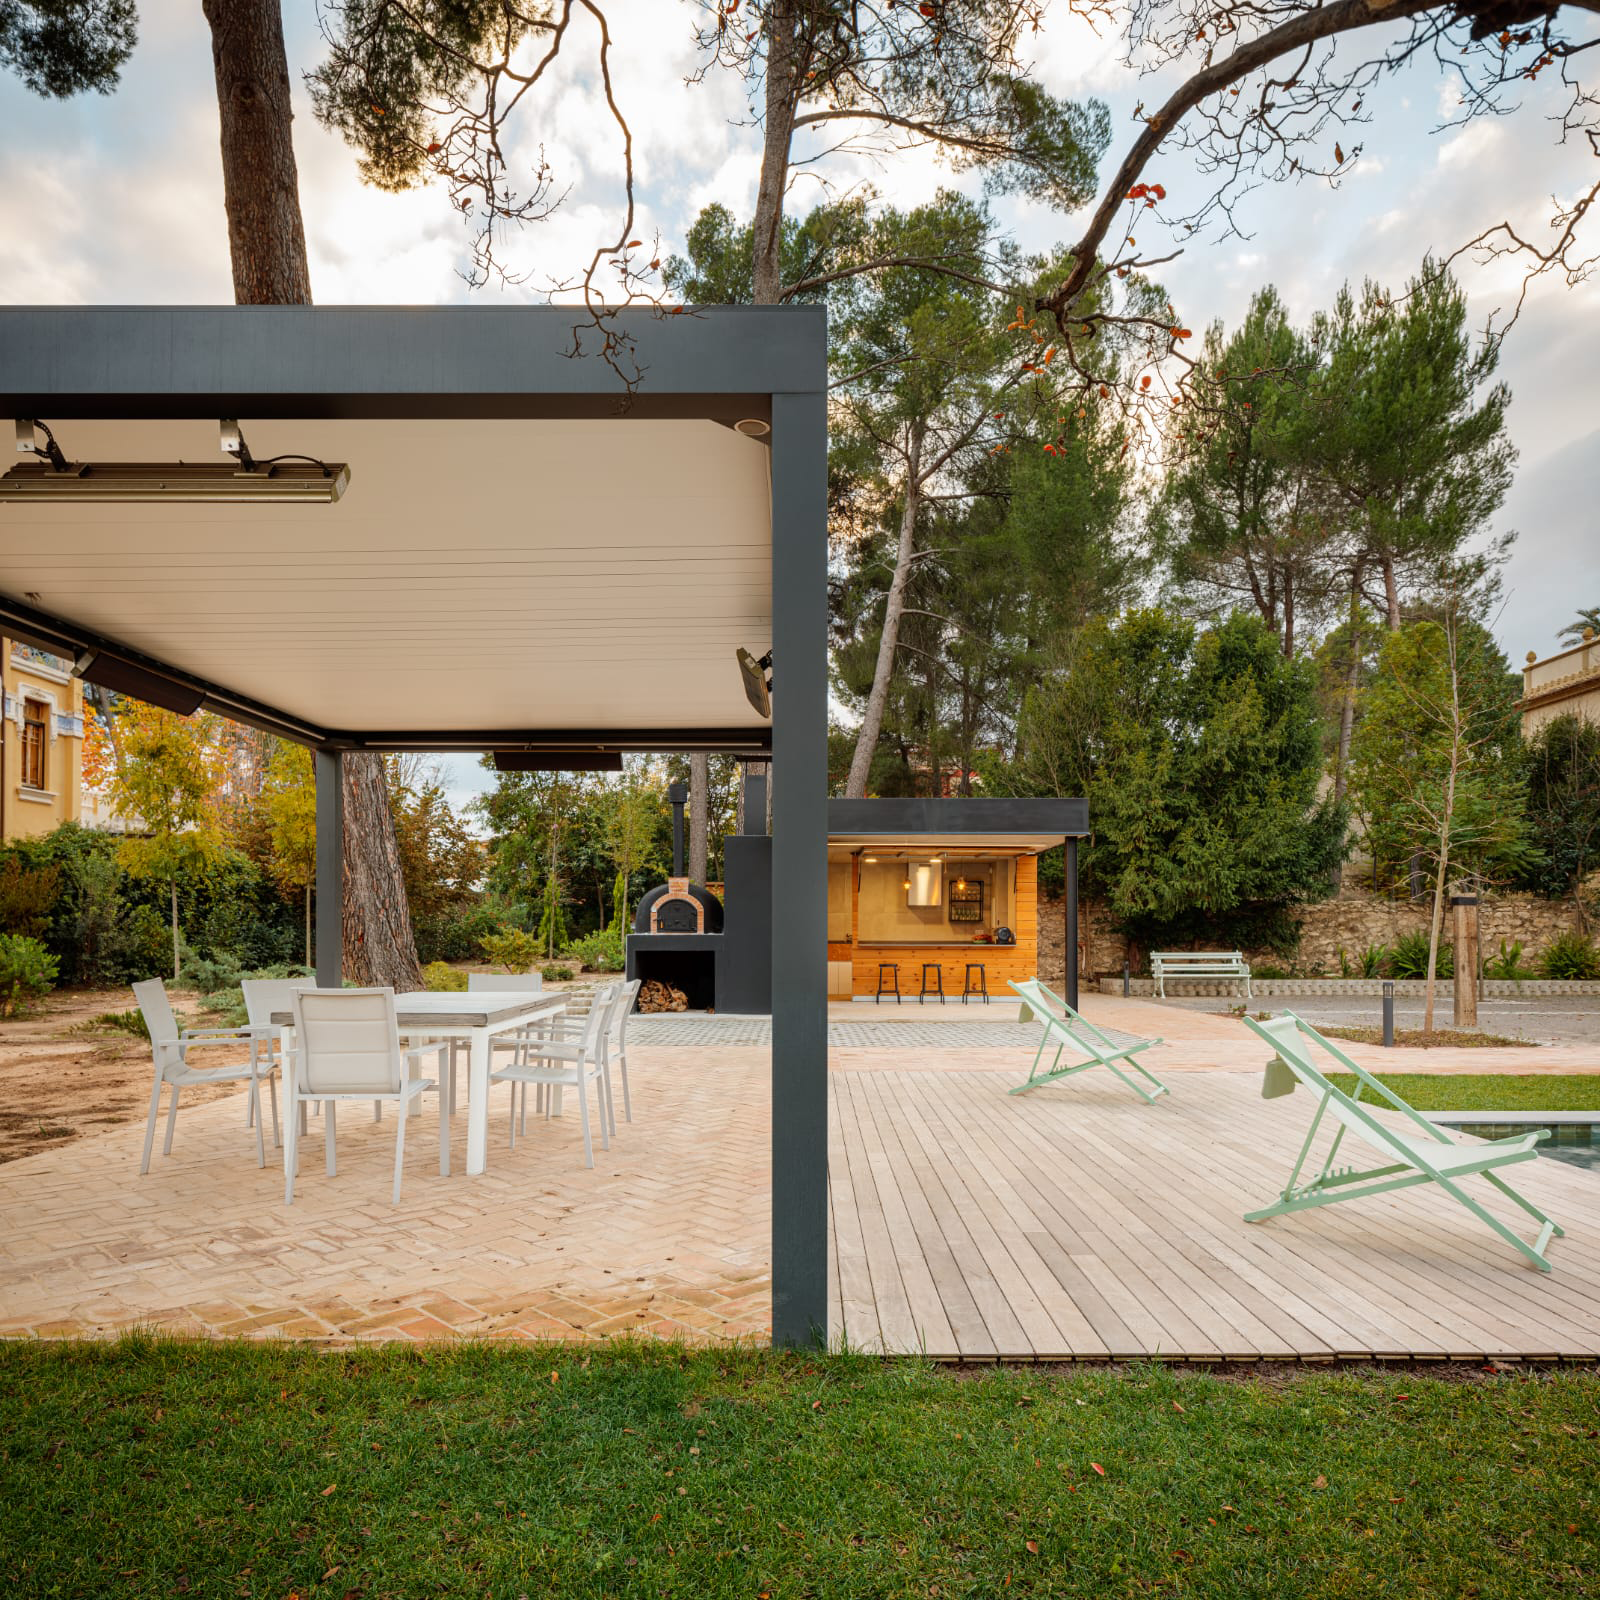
[3,1,1596,806]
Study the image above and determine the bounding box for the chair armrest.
[179,1026,264,1043]
[404,1042,451,1065]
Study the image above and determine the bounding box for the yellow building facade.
[1,640,85,840]
[1519,630,1600,736]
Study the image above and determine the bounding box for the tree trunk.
[751,1,805,304]
[171,878,180,982]
[1422,763,1456,1034]
[1332,589,1362,807]
[1282,572,1295,658]
[203,1,421,992]
[340,752,423,988]
[1380,553,1401,631]
[203,0,313,304]
[689,753,710,883]
[304,882,311,967]
[846,424,924,797]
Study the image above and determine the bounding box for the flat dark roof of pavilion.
[0,304,825,756]
[828,797,1088,839]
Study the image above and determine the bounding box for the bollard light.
[1382,979,1395,1048]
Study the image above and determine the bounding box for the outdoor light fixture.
[736,646,773,718]
[733,417,771,438]
[493,750,624,773]
[75,651,206,717]
[0,417,350,503]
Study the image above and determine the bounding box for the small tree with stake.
[108,705,223,981]
[1350,610,1535,1030]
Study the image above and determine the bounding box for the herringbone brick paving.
[0,1043,773,1344]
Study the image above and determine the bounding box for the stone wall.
[1039,889,1586,981]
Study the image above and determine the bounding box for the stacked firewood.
[638,979,689,1013]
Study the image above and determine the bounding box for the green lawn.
[1329,1073,1600,1113]
[3,1340,1598,1598]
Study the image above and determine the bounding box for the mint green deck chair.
[1007,978,1169,1103]
[1243,1012,1563,1272]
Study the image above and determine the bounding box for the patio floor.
[2,999,1597,1358]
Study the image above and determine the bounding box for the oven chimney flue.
[741,766,768,836]
[668,781,688,876]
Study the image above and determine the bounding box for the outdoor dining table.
[271,990,568,1176]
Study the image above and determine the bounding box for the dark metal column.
[769,387,829,1349]
[1064,837,1079,1010]
[314,748,344,989]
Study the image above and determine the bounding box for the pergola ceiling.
[0,416,772,741]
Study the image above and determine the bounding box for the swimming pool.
[1429,1114,1600,1174]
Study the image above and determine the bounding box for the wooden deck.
[828,1066,1600,1361]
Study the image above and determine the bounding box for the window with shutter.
[21,699,47,790]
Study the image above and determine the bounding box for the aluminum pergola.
[0,304,830,1346]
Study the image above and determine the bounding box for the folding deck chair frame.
[1242,1011,1563,1272]
[1007,978,1169,1103]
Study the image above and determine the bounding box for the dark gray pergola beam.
[769,390,829,1349]
[314,749,344,991]
[0,305,826,417]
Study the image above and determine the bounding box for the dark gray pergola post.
[769,388,829,1348]
[314,749,344,989]
[1064,837,1079,1010]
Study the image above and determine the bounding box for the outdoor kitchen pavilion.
[0,304,829,1346]
[827,798,1088,1007]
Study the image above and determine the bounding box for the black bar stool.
[919,962,946,1004]
[875,962,901,1004]
[962,962,989,1004]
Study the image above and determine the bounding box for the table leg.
[466,1027,490,1175]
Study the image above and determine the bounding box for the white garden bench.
[1151,950,1252,999]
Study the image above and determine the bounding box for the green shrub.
[1252,963,1292,980]
[414,903,502,965]
[179,949,244,994]
[563,927,625,973]
[1390,930,1453,980]
[1358,943,1390,979]
[94,1008,150,1040]
[197,962,314,1027]
[0,933,58,1017]
[1484,939,1533,981]
[422,961,469,992]
[0,856,62,938]
[1539,929,1600,981]
[480,926,543,974]
[118,904,172,982]
[540,962,573,983]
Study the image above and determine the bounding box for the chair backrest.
[468,972,543,993]
[240,977,306,1030]
[291,987,403,1096]
[608,978,641,1047]
[133,978,180,1066]
[580,981,621,1058]
[1243,1012,1452,1155]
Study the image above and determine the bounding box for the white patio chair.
[490,980,618,1168]
[599,977,641,1132]
[468,971,543,1120]
[241,977,315,1130]
[135,977,281,1174]
[284,987,451,1206]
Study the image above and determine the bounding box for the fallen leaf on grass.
[1313,1475,1328,1490]
[320,1484,337,1497]
[1025,1540,1040,1554]
[1090,1463,1106,1476]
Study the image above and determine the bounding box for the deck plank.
[827,1066,1600,1360]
